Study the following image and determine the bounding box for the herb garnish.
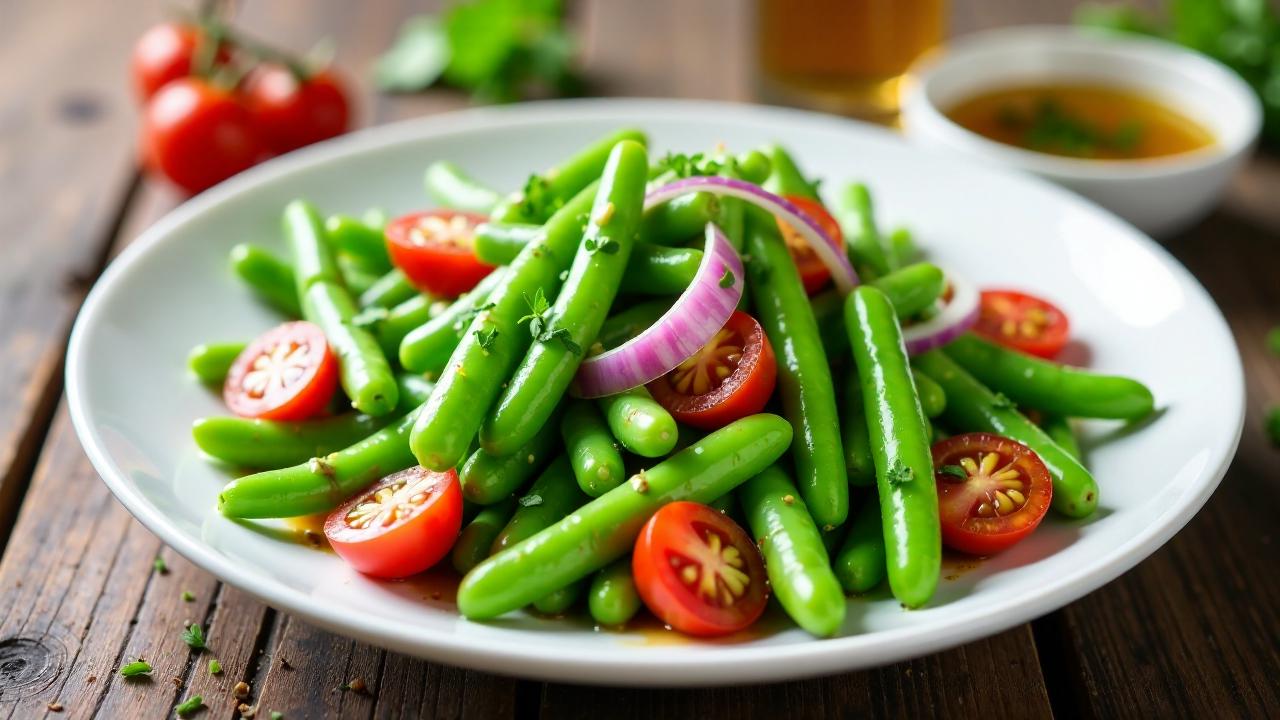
[181,624,206,651]
[119,660,152,678]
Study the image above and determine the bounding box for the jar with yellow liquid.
[756,0,946,123]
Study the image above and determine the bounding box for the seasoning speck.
[233,681,251,700]
[47,702,63,712]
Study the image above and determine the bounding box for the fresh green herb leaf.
[596,237,620,254]
[939,464,968,481]
[119,660,152,678]
[443,0,580,103]
[518,494,543,507]
[208,659,222,675]
[887,464,915,485]
[181,624,206,651]
[719,268,735,288]
[991,392,1015,410]
[271,712,284,720]
[455,301,496,334]
[540,327,581,355]
[181,590,195,602]
[474,327,500,350]
[153,556,167,574]
[175,695,204,718]
[655,152,724,179]
[518,288,552,338]
[518,174,565,219]
[376,15,450,92]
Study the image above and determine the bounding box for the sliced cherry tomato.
[648,311,777,430]
[142,77,265,194]
[776,195,845,294]
[324,466,463,579]
[974,289,1070,359]
[242,65,351,154]
[131,22,230,101]
[932,433,1053,555]
[385,210,494,297]
[632,501,769,637]
[223,321,338,421]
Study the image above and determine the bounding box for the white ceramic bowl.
[901,26,1261,238]
[67,99,1243,685]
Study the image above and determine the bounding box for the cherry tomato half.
[385,210,494,297]
[142,77,265,194]
[632,501,769,637]
[242,65,351,154]
[224,321,338,421]
[648,311,777,430]
[932,433,1053,555]
[131,22,230,101]
[324,466,463,579]
[974,289,1070,359]
[776,195,845,295]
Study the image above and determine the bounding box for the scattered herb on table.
[119,660,153,678]
[175,695,204,717]
[153,556,167,574]
[181,624,206,651]
[208,658,222,675]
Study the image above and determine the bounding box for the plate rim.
[65,97,1245,685]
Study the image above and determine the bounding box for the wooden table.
[0,1,1275,717]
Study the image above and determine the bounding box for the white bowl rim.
[903,24,1263,180]
[64,97,1245,685]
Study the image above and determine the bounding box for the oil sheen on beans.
[945,83,1215,160]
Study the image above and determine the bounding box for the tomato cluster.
[133,22,351,195]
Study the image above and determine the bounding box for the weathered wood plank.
[0,0,166,549]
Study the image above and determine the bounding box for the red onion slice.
[573,223,743,398]
[645,176,859,294]
[903,268,979,355]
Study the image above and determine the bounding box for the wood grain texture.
[0,0,166,549]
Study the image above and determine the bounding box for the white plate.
[66,99,1243,686]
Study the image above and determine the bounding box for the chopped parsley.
[153,556,167,574]
[474,327,500,350]
[518,288,552,337]
[175,695,204,718]
[584,236,620,254]
[518,494,543,507]
[119,660,152,678]
[518,175,564,219]
[208,659,222,675]
[938,464,968,481]
[181,624,206,651]
[541,327,581,355]
[887,464,916,485]
[181,590,194,602]
[655,152,723,178]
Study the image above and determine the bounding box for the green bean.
[944,333,1155,421]
[597,301,670,350]
[1041,414,1082,462]
[588,557,642,626]
[336,254,379,296]
[218,404,423,519]
[491,128,647,223]
[845,285,940,608]
[596,386,678,458]
[287,201,399,416]
[641,193,720,245]
[740,464,846,637]
[912,368,947,419]
[561,400,626,497]
[373,293,444,357]
[746,209,847,529]
[229,244,301,317]
[762,144,819,201]
[814,263,947,356]
[482,140,649,455]
[914,350,1099,518]
[733,149,772,185]
[490,457,588,553]
[834,496,887,594]
[888,227,919,267]
[187,342,245,385]
[359,269,418,310]
[410,180,602,471]
[533,582,584,615]
[397,270,505,374]
[424,160,502,214]
[840,368,875,487]
[457,413,793,620]
[194,372,435,470]
[835,183,891,279]
[474,222,545,265]
[451,498,516,575]
[325,214,392,273]
[459,413,562,505]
